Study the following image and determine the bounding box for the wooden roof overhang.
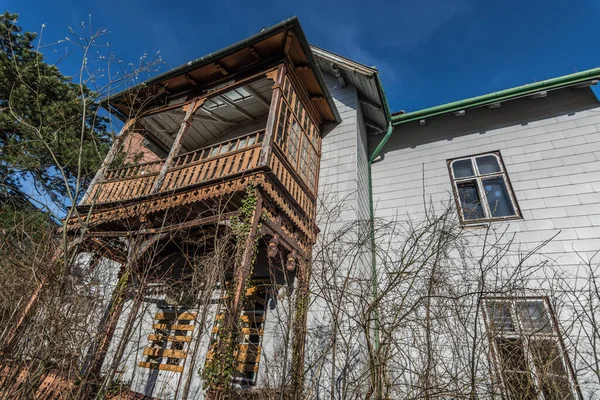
[106,17,341,127]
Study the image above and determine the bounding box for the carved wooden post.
[290,257,310,398]
[259,63,286,166]
[80,118,136,205]
[151,99,204,193]
[231,194,263,315]
[207,193,263,395]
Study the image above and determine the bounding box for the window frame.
[482,296,581,400]
[447,151,521,225]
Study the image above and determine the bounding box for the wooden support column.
[259,63,286,166]
[151,99,204,193]
[80,119,136,205]
[291,257,310,398]
[207,194,263,394]
[230,194,263,317]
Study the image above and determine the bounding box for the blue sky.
[5,0,600,113]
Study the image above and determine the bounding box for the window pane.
[476,155,501,174]
[530,340,575,400]
[483,177,516,217]
[488,302,515,332]
[517,301,553,334]
[452,159,475,178]
[457,181,485,220]
[496,338,529,372]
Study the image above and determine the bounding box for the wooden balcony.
[77,128,317,234]
[70,61,328,246]
[84,130,265,206]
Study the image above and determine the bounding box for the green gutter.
[392,67,600,125]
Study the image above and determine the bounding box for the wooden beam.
[148,334,192,343]
[284,31,294,54]
[261,217,307,259]
[197,107,238,126]
[364,117,385,132]
[244,85,270,108]
[138,362,184,373]
[81,211,238,238]
[151,99,204,193]
[249,46,261,61]
[214,61,229,76]
[185,74,199,87]
[260,63,285,166]
[143,348,188,359]
[331,63,346,88]
[218,95,255,121]
[80,119,136,204]
[359,95,382,112]
[172,109,233,125]
[137,66,277,119]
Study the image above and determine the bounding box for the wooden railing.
[84,131,264,205]
[82,128,318,224]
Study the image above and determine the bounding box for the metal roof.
[311,46,390,134]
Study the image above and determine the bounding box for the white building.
[8,17,600,400]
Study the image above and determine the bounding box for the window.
[205,280,268,387]
[138,308,196,373]
[484,298,577,400]
[448,152,520,223]
[274,74,321,193]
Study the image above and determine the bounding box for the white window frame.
[483,297,580,400]
[448,151,521,224]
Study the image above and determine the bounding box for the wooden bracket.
[284,31,294,54]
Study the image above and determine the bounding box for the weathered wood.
[231,194,263,316]
[155,311,197,321]
[143,348,188,359]
[152,323,195,331]
[89,131,264,206]
[197,107,238,126]
[243,84,270,108]
[151,99,203,193]
[260,63,286,166]
[291,257,310,397]
[138,362,184,373]
[147,334,192,343]
[80,119,136,205]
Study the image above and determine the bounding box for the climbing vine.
[201,185,263,393]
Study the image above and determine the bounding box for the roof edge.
[311,45,391,126]
[107,17,299,103]
[392,67,600,125]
